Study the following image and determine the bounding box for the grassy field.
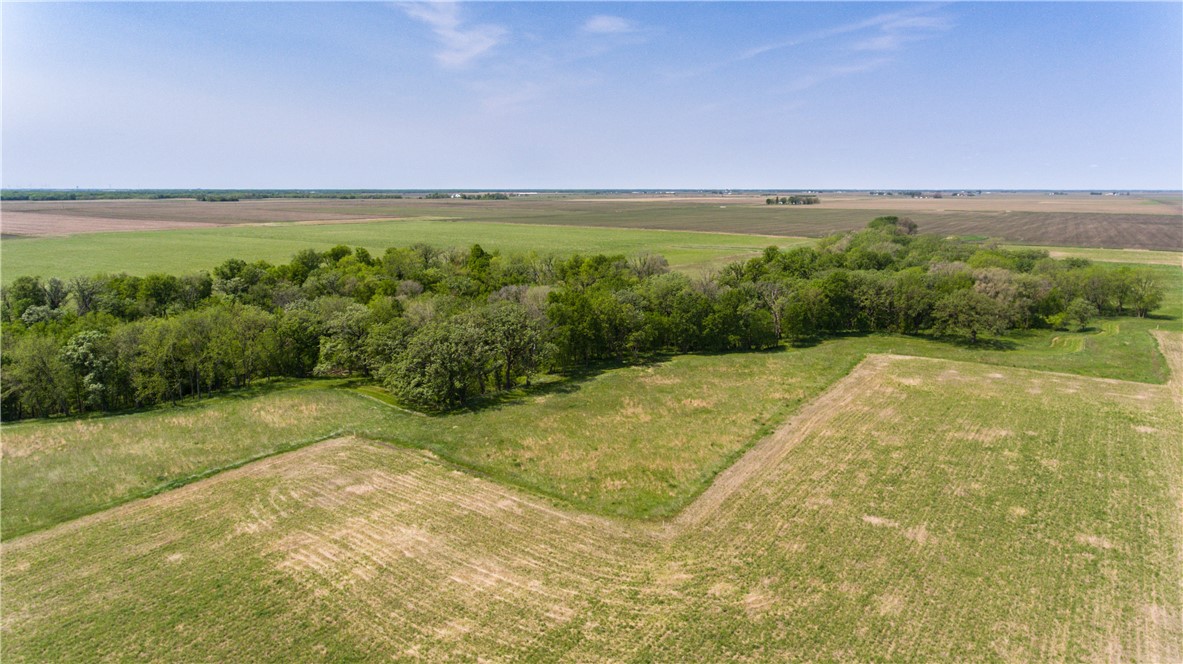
[4,347,1179,661]
[1005,244,1183,266]
[0,219,809,283]
[0,382,403,540]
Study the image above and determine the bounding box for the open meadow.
[0,218,811,283]
[4,343,1180,661]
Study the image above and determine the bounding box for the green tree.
[932,289,1010,343]
[68,276,103,316]
[1127,268,1164,317]
[60,330,115,411]
[3,334,71,417]
[384,317,493,410]
[217,304,273,387]
[1064,297,1099,331]
[314,304,374,376]
[5,276,47,320]
[481,301,549,389]
[267,307,324,377]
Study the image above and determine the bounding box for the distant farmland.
[3,193,1181,249]
[0,220,811,283]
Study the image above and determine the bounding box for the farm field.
[0,382,401,539]
[4,192,1182,250]
[4,345,1180,661]
[0,219,810,283]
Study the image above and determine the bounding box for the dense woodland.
[1,217,1165,419]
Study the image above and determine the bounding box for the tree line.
[765,195,820,205]
[0,190,407,201]
[1,217,1165,419]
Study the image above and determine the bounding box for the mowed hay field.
[4,344,1180,661]
[0,383,404,540]
[4,193,1181,250]
[0,219,811,283]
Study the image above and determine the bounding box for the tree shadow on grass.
[459,355,675,415]
[1145,311,1180,322]
[0,376,340,427]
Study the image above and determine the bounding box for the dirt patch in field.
[639,374,680,386]
[1075,533,1115,550]
[672,354,904,529]
[1,199,407,237]
[742,590,774,619]
[903,524,932,545]
[617,398,651,423]
[0,211,225,236]
[876,592,905,616]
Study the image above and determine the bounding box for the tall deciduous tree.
[932,289,1009,343]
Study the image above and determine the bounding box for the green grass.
[4,353,1178,661]
[0,381,402,540]
[348,319,1179,521]
[1004,244,1182,266]
[0,219,809,283]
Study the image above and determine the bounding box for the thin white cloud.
[399,2,506,68]
[743,7,951,60]
[852,15,953,52]
[786,58,890,93]
[667,6,952,81]
[582,15,635,34]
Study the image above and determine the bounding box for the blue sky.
[3,2,1180,189]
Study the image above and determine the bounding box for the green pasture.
[4,352,1178,660]
[0,219,808,283]
[0,382,396,539]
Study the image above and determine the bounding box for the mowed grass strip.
[1004,244,1183,267]
[621,352,1183,662]
[0,438,652,663]
[0,384,402,539]
[0,219,810,282]
[4,350,1179,661]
